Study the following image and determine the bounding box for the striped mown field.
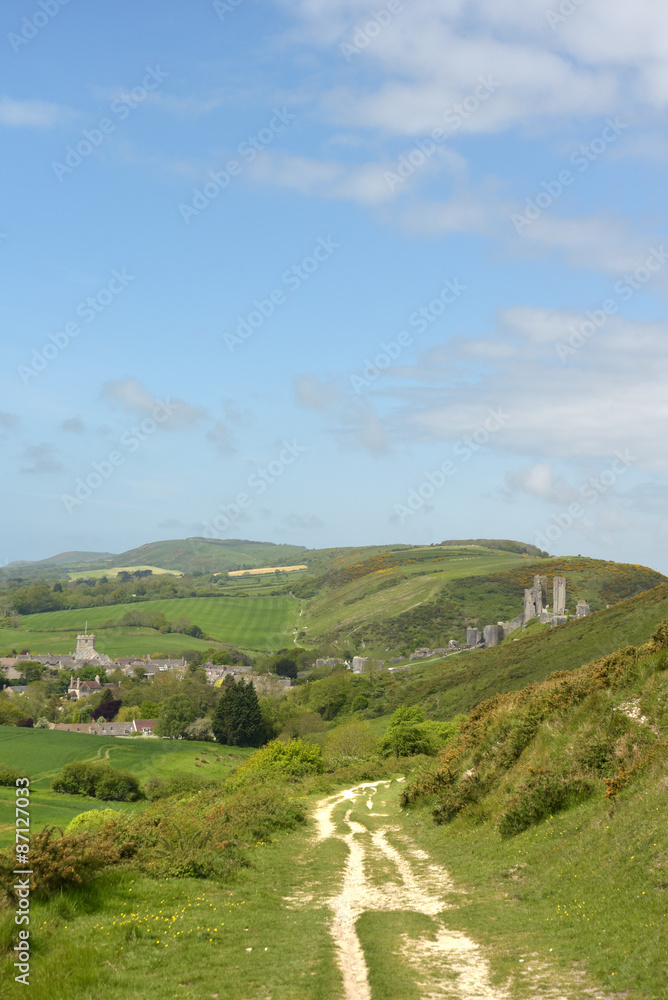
[2,595,299,655]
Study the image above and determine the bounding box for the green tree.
[273,656,298,679]
[212,679,264,747]
[155,695,197,738]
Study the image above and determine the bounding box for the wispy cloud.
[100,378,206,429]
[0,96,75,128]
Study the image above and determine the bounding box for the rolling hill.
[366,581,668,720]
[2,540,665,660]
[0,537,310,580]
[298,547,666,654]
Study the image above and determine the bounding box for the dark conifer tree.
[212,678,265,747]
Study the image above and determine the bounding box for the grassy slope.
[399,627,668,998]
[0,727,251,847]
[1,595,299,656]
[303,547,526,644]
[300,549,666,654]
[369,582,668,720]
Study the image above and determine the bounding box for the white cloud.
[100,378,206,429]
[300,308,668,474]
[0,96,75,128]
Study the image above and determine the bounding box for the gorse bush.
[403,622,668,836]
[110,783,306,880]
[0,825,126,901]
[498,768,596,838]
[52,760,143,801]
[64,808,121,835]
[229,738,324,787]
[144,773,217,800]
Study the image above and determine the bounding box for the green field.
[0,727,251,847]
[0,595,299,656]
[0,628,220,658]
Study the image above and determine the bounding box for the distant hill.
[1,537,543,581]
[441,538,544,556]
[111,538,308,574]
[7,550,113,570]
[0,538,309,579]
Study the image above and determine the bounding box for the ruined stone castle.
[466,575,589,650]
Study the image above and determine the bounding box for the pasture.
[0,727,251,846]
[0,595,299,656]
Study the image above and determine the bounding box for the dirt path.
[310,780,613,1000]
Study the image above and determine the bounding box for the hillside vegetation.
[396,620,668,997]
[299,550,666,653]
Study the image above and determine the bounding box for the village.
[0,574,591,737]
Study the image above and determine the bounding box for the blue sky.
[2,0,668,572]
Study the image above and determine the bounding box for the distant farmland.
[227,564,308,577]
[0,595,299,655]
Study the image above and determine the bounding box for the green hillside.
[0,595,299,656]
[399,622,668,997]
[299,549,666,654]
[368,582,668,720]
[112,537,308,574]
